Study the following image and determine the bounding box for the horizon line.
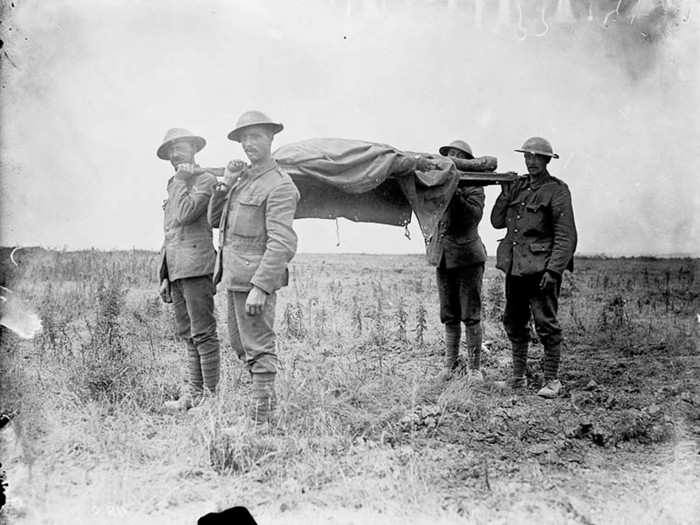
[2,246,698,259]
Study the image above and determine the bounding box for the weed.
[485,272,505,323]
[371,290,386,348]
[35,283,75,360]
[415,303,427,346]
[414,277,423,294]
[599,295,630,332]
[284,301,306,340]
[90,274,127,357]
[396,296,408,342]
[351,295,363,336]
[65,271,159,406]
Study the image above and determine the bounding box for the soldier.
[156,128,221,411]
[208,111,299,424]
[427,140,487,383]
[490,137,577,398]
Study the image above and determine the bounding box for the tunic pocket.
[233,195,265,237]
[529,241,552,253]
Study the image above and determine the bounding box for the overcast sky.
[1,0,698,256]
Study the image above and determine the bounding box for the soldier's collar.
[527,171,552,189]
[245,158,277,180]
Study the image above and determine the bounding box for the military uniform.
[491,171,577,383]
[159,169,221,398]
[208,158,299,375]
[427,185,487,372]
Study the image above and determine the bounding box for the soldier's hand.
[415,156,438,172]
[498,179,514,199]
[215,159,247,192]
[227,159,247,173]
[174,163,197,181]
[159,278,172,304]
[539,271,558,292]
[245,286,267,316]
[214,177,231,193]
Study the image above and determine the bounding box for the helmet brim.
[514,148,559,159]
[227,122,284,142]
[439,145,474,159]
[156,136,206,160]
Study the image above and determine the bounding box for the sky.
[0,0,698,256]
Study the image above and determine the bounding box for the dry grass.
[0,250,698,524]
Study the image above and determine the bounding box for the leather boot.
[438,324,460,381]
[251,372,276,424]
[465,323,484,384]
[511,341,528,388]
[465,323,482,370]
[189,388,217,416]
[538,342,562,398]
[163,392,194,412]
[537,379,562,398]
[542,342,561,382]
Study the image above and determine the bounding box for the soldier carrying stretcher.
[156,128,221,412]
[491,137,577,398]
[208,111,300,425]
[426,140,488,384]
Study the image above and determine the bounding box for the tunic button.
[516,216,521,219]
[521,202,526,206]
[514,229,519,232]
[512,241,517,245]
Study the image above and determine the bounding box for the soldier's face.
[446,147,469,160]
[524,152,549,176]
[240,126,273,164]
[168,140,196,169]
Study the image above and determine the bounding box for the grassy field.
[1,250,698,524]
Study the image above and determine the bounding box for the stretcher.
[198,138,517,239]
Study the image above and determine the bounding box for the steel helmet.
[156,128,206,160]
[515,137,559,159]
[439,139,474,159]
[227,110,284,142]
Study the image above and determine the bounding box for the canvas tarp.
[273,138,459,241]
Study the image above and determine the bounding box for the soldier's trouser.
[437,263,484,369]
[171,276,220,394]
[503,272,562,379]
[227,290,278,374]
